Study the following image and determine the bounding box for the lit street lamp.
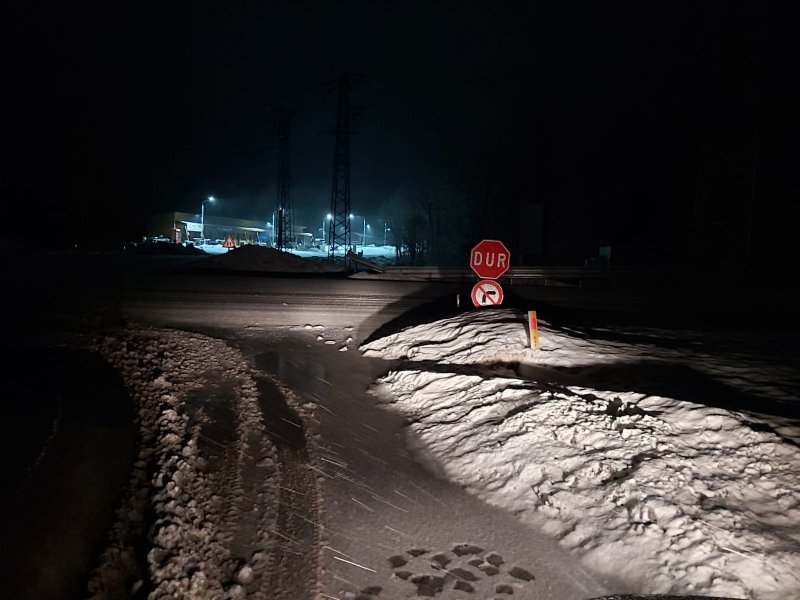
[322,213,332,245]
[201,196,215,243]
[363,219,370,245]
[384,221,391,246]
[348,214,354,250]
[265,218,273,246]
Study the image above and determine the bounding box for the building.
[145,212,313,247]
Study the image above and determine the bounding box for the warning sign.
[471,279,504,308]
[223,234,235,249]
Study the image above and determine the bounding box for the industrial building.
[144,212,313,248]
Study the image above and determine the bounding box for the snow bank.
[201,245,346,273]
[62,328,281,599]
[362,308,800,599]
[361,309,530,365]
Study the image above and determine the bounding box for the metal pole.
[201,202,205,243]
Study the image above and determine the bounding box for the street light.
[363,219,370,245]
[322,213,332,245]
[384,221,391,246]
[348,214,354,250]
[265,218,273,246]
[201,196,215,244]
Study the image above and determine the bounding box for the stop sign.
[470,239,510,279]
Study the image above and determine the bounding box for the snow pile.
[201,244,346,273]
[361,308,800,599]
[63,328,282,599]
[361,309,530,365]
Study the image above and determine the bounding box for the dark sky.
[2,0,797,264]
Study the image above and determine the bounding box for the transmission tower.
[271,105,295,251]
[325,73,362,262]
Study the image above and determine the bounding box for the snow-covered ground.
[17,245,798,600]
[198,242,398,263]
[360,308,800,599]
[195,244,400,274]
[96,330,274,598]
[55,328,320,600]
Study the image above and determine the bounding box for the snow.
[197,243,398,266]
[55,328,297,599]
[199,244,348,273]
[19,245,799,600]
[360,307,800,599]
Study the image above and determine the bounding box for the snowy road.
[6,252,797,599]
[103,269,620,598]
[240,335,618,600]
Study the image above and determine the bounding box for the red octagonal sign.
[470,239,510,279]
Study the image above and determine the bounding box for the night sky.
[2,0,797,266]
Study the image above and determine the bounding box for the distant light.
[327,213,333,219]
[349,213,354,219]
[366,224,371,229]
[208,196,215,202]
